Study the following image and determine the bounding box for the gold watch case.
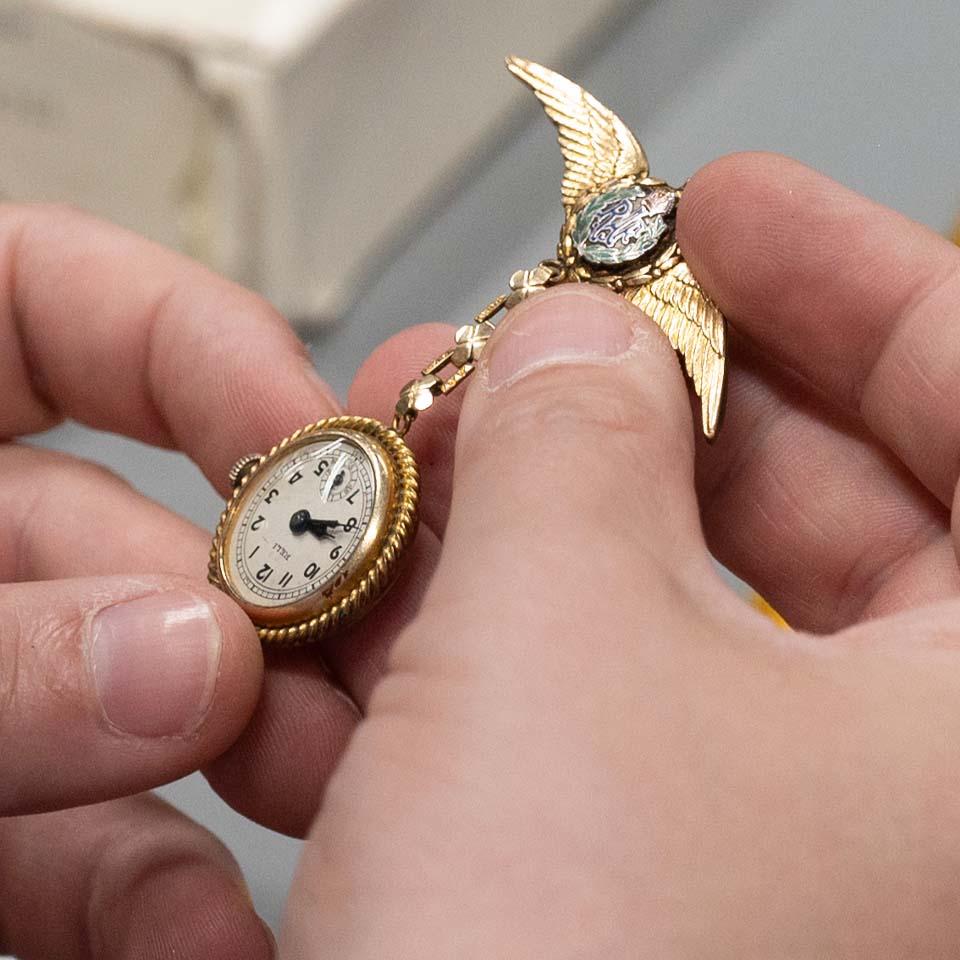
[209,416,419,645]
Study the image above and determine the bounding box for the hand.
[272,154,960,957]
[0,205,359,958]
[289,509,342,540]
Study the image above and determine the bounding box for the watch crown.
[228,453,263,489]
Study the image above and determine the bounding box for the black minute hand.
[289,509,342,540]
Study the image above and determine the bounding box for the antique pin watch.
[209,57,728,644]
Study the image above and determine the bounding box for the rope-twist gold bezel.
[209,416,419,645]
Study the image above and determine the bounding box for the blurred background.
[3,0,960,937]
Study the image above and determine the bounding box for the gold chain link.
[393,296,507,437]
[391,261,567,436]
[391,296,503,436]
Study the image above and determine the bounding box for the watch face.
[220,431,390,617]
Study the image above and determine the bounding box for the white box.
[0,0,628,322]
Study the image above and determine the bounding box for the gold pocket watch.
[209,417,420,644]
[209,57,729,644]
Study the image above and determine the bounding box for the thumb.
[0,576,262,815]
[420,285,716,633]
[283,287,736,957]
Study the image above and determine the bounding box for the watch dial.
[224,435,380,609]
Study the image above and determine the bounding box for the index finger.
[0,204,340,493]
[677,152,960,505]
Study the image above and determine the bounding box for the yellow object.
[751,593,790,629]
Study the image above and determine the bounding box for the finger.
[204,324,459,836]
[348,323,463,537]
[954,491,960,568]
[0,204,339,493]
[0,575,262,815]
[203,526,443,838]
[694,334,951,632]
[677,152,960,505]
[0,443,210,582]
[202,645,360,839]
[863,534,960,617]
[0,793,274,960]
[394,284,732,676]
[0,443,360,838]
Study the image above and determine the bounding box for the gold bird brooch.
[505,56,727,439]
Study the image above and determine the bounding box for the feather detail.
[507,56,648,213]
[628,261,726,439]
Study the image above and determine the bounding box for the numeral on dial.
[288,471,303,485]
[346,490,359,505]
[279,572,293,588]
[313,459,329,477]
[256,563,273,582]
[304,562,320,579]
[251,515,265,531]
[330,545,342,560]
[265,489,279,505]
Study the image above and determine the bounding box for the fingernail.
[485,287,637,389]
[89,592,222,737]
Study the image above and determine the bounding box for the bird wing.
[506,56,648,213]
[627,261,726,439]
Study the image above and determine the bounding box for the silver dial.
[224,436,378,609]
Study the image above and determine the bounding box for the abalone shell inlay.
[572,184,677,267]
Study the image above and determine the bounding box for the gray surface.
[24,0,960,937]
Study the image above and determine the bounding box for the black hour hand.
[290,510,340,540]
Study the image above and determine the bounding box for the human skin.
[2,151,960,957]
[280,153,960,958]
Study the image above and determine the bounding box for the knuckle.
[0,593,86,811]
[0,606,79,728]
